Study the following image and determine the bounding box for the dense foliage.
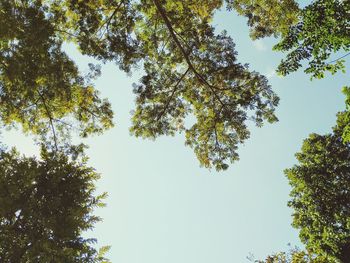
[0,0,114,148]
[226,0,299,39]
[1,0,280,170]
[253,248,331,263]
[0,147,110,262]
[285,124,350,262]
[337,87,350,144]
[1,0,349,261]
[274,0,350,78]
[230,0,350,79]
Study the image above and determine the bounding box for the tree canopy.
[274,0,350,78]
[226,0,300,40]
[252,248,331,263]
[0,0,114,149]
[229,0,350,79]
[0,0,280,170]
[1,0,350,262]
[0,146,110,262]
[285,123,350,262]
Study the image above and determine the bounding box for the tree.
[1,0,279,170]
[285,125,350,262]
[0,0,114,149]
[0,146,110,263]
[336,87,350,144]
[252,248,331,263]
[226,0,300,40]
[229,0,350,79]
[274,0,350,78]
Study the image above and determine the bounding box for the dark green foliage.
[285,126,350,262]
[0,0,279,170]
[229,0,350,79]
[0,147,110,263]
[273,0,350,78]
[336,87,350,144]
[253,248,331,263]
[0,0,114,147]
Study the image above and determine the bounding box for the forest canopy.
[0,0,349,262]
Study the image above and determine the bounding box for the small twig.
[98,1,125,39]
[52,118,84,133]
[328,51,350,64]
[153,0,229,112]
[37,91,58,152]
[156,67,190,121]
[214,124,220,148]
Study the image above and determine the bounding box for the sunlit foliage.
[4,0,278,170]
[0,0,114,148]
[285,123,350,262]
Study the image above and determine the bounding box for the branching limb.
[37,91,58,151]
[98,0,125,38]
[152,0,229,112]
[156,67,190,121]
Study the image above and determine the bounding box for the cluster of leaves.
[228,1,350,261]
[285,120,350,262]
[226,0,300,39]
[253,248,332,263]
[0,1,114,260]
[229,0,350,79]
[337,87,350,144]
[41,0,279,170]
[274,0,350,78]
[0,0,114,148]
[0,146,110,262]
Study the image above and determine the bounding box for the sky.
[2,5,349,263]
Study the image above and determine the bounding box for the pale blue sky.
[3,5,349,263]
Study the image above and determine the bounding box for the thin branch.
[0,60,8,69]
[53,118,84,133]
[98,0,125,38]
[159,36,171,54]
[81,106,99,118]
[21,97,41,112]
[329,51,350,64]
[214,124,220,148]
[173,29,193,52]
[156,67,190,121]
[37,91,58,152]
[54,29,78,38]
[153,0,229,112]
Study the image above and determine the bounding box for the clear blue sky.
[3,6,348,263]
